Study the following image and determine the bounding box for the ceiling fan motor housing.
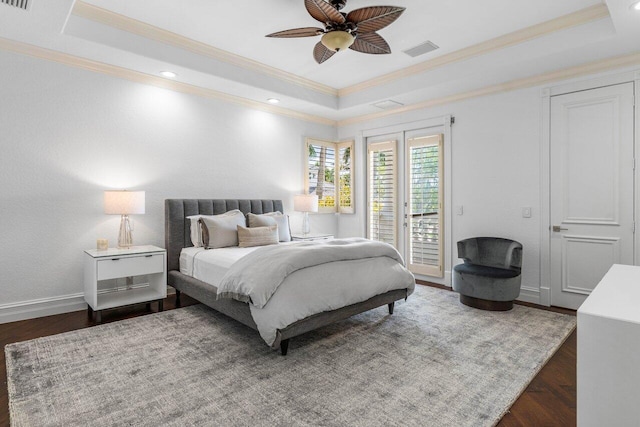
[325,21,357,34]
[330,0,347,10]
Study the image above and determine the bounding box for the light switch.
[456,205,463,216]
[522,207,532,218]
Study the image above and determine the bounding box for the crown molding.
[0,37,337,127]
[338,51,640,127]
[338,4,611,97]
[71,1,338,97]
[2,33,637,130]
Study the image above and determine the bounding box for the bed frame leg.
[388,302,395,315]
[175,290,181,306]
[280,339,290,356]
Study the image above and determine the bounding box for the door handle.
[552,225,568,232]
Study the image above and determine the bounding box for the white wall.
[1,47,636,318]
[338,66,639,304]
[339,89,543,296]
[0,50,337,321]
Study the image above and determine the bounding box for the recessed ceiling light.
[160,71,177,78]
[267,98,280,104]
[630,0,640,10]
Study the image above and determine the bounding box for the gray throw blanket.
[217,238,406,308]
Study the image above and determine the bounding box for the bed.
[165,199,415,355]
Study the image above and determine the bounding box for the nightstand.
[84,245,167,323]
[291,233,334,241]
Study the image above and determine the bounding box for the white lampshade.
[294,194,319,213]
[321,31,355,52]
[104,191,146,215]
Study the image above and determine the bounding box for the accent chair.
[452,237,523,311]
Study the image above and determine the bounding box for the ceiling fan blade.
[313,42,336,64]
[346,6,405,33]
[305,0,345,24]
[266,27,324,38]
[349,32,391,54]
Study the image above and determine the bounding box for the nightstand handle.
[112,258,120,261]
[145,255,153,257]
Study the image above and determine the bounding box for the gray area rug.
[6,285,575,426]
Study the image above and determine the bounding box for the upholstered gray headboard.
[164,199,284,272]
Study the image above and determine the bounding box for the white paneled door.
[550,83,635,309]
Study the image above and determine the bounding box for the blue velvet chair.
[452,237,523,311]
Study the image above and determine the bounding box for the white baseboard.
[517,285,542,305]
[0,287,176,324]
[0,293,87,324]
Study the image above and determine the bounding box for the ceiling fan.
[266,0,406,64]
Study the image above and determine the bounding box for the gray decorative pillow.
[237,225,279,248]
[247,212,292,242]
[199,210,246,249]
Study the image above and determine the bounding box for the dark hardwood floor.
[0,285,576,427]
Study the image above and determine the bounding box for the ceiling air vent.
[403,41,439,58]
[1,0,30,10]
[372,100,404,110]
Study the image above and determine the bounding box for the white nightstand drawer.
[97,253,164,280]
[291,233,334,241]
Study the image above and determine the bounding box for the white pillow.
[237,225,279,248]
[186,215,207,247]
[186,214,226,247]
[247,212,291,242]
[199,210,246,249]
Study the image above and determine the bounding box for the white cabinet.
[577,264,640,426]
[84,245,167,322]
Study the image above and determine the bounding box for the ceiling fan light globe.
[321,31,354,52]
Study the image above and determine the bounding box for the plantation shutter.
[406,134,443,277]
[367,140,397,247]
[338,141,354,214]
[306,139,337,213]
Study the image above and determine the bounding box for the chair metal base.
[459,294,514,311]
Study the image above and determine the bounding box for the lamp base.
[117,215,134,248]
[302,212,310,235]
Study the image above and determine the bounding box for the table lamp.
[294,194,318,235]
[104,190,145,248]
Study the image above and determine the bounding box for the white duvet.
[181,239,415,347]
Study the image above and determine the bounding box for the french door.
[367,128,445,278]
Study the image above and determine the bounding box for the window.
[305,138,354,213]
[337,142,353,213]
[367,140,397,247]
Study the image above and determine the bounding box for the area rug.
[6,285,575,426]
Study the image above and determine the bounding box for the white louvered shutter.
[367,140,397,247]
[306,139,337,212]
[406,134,443,277]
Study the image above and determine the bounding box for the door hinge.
[450,116,456,125]
[633,222,636,233]
[634,158,636,170]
